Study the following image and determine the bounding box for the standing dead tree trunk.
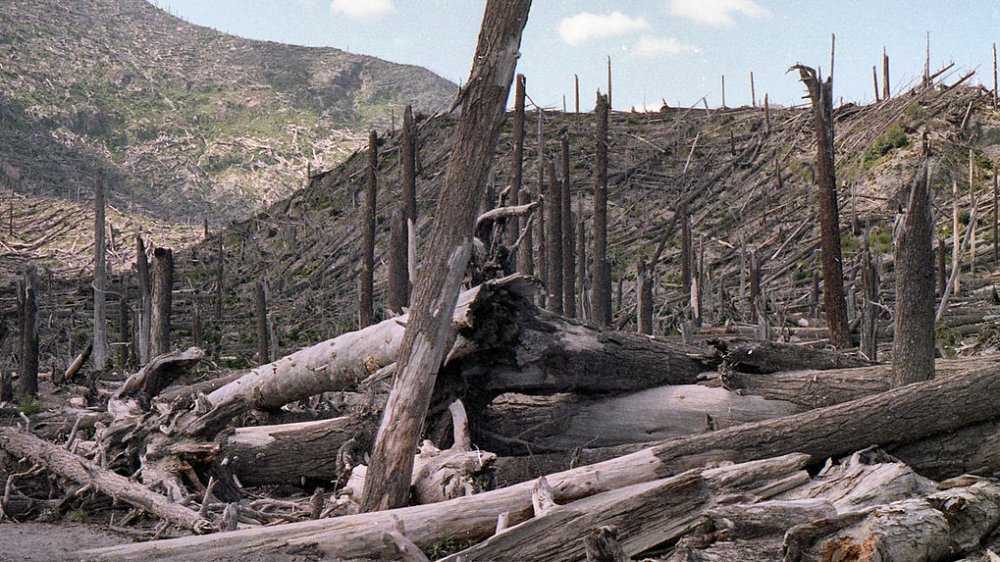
[150,248,173,358]
[359,0,531,512]
[18,268,38,399]
[118,273,130,369]
[893,156,935,387]
[546,159,563,314]
[561,129,575,318]
[93,168,108,372]
[508,74,525,248]
[577,209,587,319]
[254,281,269,365]
[213,234,223,325]
[637,256,652,335]
[136,235,151,365]
[388,208,409,315]
[360,130,378,329]
[882,47,891,100]
[535,110,547,307]
[859,240,879,362]
[593,92,612,326]
[402,105,417,290]
[680,203,692,297]
[793,64,851,348]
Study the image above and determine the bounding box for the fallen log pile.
[4,277,1000,561]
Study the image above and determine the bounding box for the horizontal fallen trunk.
[83,362,1000,560]
[0,427,212,534]
[440,453,811,562]
[710,337,873,373]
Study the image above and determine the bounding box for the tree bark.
[561,129,576,318]
[709,338,872,374]
[360,130,378,328]
[636,256,652,335]
[793,64,851,348]
[17,268,38,399]
[115,347,205,404]
[577,212,587,319]
[150,247,173,358]
[360,2,531,510]
[892,155,935,386]
[517,188,535,276]
[118,273,130,369]
[546,159,563,314]
[388,208,409,315]
[93,168,108,371]
[592,92,612,326]
[681,204,692,298]
[254,280,269,365]
[136,234,151,365]
[508,74,525,247]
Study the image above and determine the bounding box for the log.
[59,342,92,385]
[82,454,810,561]
[709,337,872,374]
[0,427,212,533]
[439,453,811,562]
[84,363,1000,560]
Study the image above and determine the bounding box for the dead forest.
[9,1,1000,561]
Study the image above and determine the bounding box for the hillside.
[0,0,456,220]
[165,79,1000,365]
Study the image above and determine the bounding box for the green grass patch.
[861,124,909,171]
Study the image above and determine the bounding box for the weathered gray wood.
[93,168,108,371]
[710,337,872,374]
[360,0,531,512]
[561,129,575,318]
[509,74,525,248]
[360,130,377,329]
[115,347,205,403]
[388,208,409,315]
[254,280,268,365]
[0,427,211,534]
[17,268,37,399]
[136,234,151,365]
[150,247,173,358]
[592,92,611,326]
[546,159,563,315]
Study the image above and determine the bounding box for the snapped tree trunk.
[508,74,526,248]
[359,0,531,512]
[793,64,851,348]
[150,247,173,358]
[388,208,409,315]
[360,130,378,328]
[136,234,151,365]
[254,280,269,365]
[637,256,652,335]
[592,92,612,326]
[561,129,575,318]
[17,268,38,399]
[546,159,563,314]
[892,155,935,386]
[93,168,108,371]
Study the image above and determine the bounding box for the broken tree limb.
[116,347,205,403]
[0,427,212,534]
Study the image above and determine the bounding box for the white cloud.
[668,0,769,28]
[329,0,394,21]
[558,11,649,46]
[630,36,699,58]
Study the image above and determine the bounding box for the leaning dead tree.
[402,104,417,290]
[93,168,108,371]
[792,64,851,348]
[892,148,935,386]
[359,0,532,512]
[592,91,612,326]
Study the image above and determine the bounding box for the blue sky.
[147,0,1000,111]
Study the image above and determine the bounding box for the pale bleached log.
[115,347,205,402]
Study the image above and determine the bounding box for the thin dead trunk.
[359,0,531,512]
[136,234,151,365]
[593,92,612,326]
[17,268,37,399]
[793,64,851,348]
[546,159,563,314]
[360,130,378,328]
[150,247,173,358]
[93,168,108,371]
[508,74,525,247]
[577,210,587,319]
[561,129,575,318]
[517,188,535,276]
[636,256,652,334]
[892,156,935,386]
[254,280,269,365]
[118,273,129,369]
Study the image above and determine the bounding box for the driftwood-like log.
[0,427,211,533]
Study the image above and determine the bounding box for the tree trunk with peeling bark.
[793,64,851,348]
[359,0,532,512]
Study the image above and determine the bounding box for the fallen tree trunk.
[0,427,212,533]
[83,362,1000,560]
[709,337,873,373]
[116,347,205,403]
